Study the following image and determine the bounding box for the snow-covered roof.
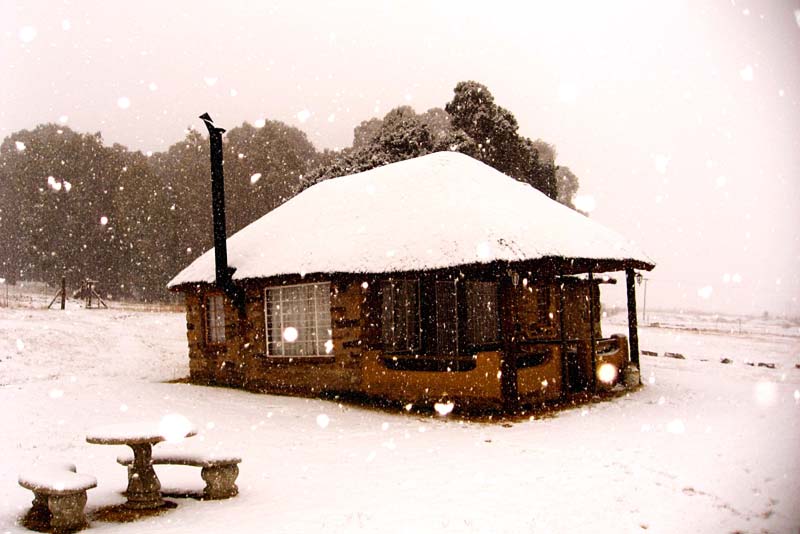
[168,151,653,288]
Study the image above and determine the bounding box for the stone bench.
[117,450,241,500]
[18,462,97,532]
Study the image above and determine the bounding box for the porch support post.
[625,268,641,376]
[588,270,597,391]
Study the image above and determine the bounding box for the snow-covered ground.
[1,303,798,533]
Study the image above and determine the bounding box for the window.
[205,294,226,344]
[265,282,332,357]
[381,277,499,356]
[465,281,499,346]
[381,279,419,352]
[435,281,459,356]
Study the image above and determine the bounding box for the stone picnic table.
[86,420,197,509]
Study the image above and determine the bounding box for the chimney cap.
[199,112,226,134]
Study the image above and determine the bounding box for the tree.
[445,81,558,199]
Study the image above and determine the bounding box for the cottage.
[168,149,654,409]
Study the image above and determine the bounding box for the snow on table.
[86,419,197,445]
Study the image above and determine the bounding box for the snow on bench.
[18,462,96,531]
[117,448,241,499]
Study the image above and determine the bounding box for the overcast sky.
[2,0,799,316]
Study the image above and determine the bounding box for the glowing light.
[99,216,109,225]
[754,381,777,407]
[117,97,131,109]
[296,109,311,123]
[159,413,194,443]
[597,363,618,384]
[250,173,262,184]
[19,26,37,43]
[434,402,455,416]
[316,414,330,429]
[15,141,26,151]
[282,326,299,342]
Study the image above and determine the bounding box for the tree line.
[0,81,580,301]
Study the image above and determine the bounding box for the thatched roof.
[168,151,653,288]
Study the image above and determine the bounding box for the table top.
[86,420,197,445]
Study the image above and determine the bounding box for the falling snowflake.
[327,113,336,123]
[754,381,777,407]
[148,82,158,91]
[15,141,26,151]
[654,154,670,174]
[574,194,596,213]
[476,242,491,259]
[117,97,131,109]
[739,65,754,82]
[324,339,334,354]
[159,413,194,443]
[250,173,262,184]
[254,118,266,128]
[49,389,64,399]
[59,115,69,124]
[16,339,25,351]
[230,88,238,97]
[434,402,455,416]
[204,76,218,87]
[282,326,298,342]
[316,414,330,429]
[558,82,578,103]
[61,19,71,31]
[100,216,109,225]
[697,286,713,299]
[19,26,37,43]
[296,109,311,123]
[666,419,685,434]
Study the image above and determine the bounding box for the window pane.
[206,294,225,344]
[265,282,332,356]
[466,281,498,346]
[381,279,419,352]
[435,281,458,356]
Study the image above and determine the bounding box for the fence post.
[60,276,66,310]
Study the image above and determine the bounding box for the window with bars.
[465,280,499,346]
[265,282,332,357]
[381,279,420,353]
[205,294,226,344]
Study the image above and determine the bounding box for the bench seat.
[117,449,241,499]
[18,463,96,531]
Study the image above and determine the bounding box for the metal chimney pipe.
[199,113,232,291]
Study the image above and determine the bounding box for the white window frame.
[264,282,332,357]
[205,293,226,344]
